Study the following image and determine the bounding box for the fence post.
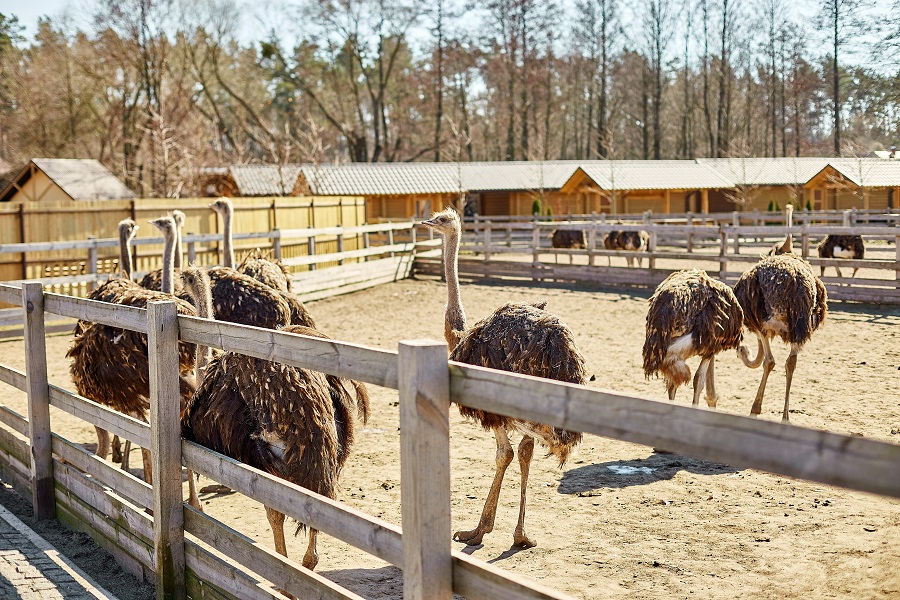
[408,223,416,259]
[363,230,371,262]
[686,212,694,253]
[272,228,282,260]
[388,227,396,258]
[842,210,851,228]
[337,230,345,265]
[801,226,810,258]
[483,220,492,261]
[308,236,317,271]
[587,223,596,267]
[186,236,196,265]
[532,221,541,281]
[148,301,186,600]
[18,203,26,279]
[87,236,98,292]
[23,282,54,520]
[718,228,728,281]
[398,340,452,600]
[648,230,657,270]
[731,212,740,254]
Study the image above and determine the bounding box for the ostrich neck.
[444,229,467,350]
[119,231,133,279]
[174,224,183,269]
[193,282,214,381]
[161,232,175,295]
[222,208,235,268]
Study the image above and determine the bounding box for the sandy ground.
[0,274,898,599]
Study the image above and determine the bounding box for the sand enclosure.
[0,276,898,598]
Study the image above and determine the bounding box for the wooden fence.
[0,196,365,283]
[0,277,898,599]
[0,221,437,329]
[423,218,900,304]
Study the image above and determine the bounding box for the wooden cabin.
[0,158,135,203]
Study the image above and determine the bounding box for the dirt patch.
[0,275,898,599]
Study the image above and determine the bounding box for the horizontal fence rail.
[0,277,897,599]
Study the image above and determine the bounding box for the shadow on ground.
[558,452,740,495]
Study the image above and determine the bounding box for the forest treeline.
[0,0,899,197]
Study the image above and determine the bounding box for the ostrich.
[179,266,369,569]
[733,253,827,422]
[643,269,744,406]
[603,230,650,267]
[210,197,293,293]
[549,229,586,265]
[68,216,198,484]
[138,210,188,294]
[767,204,795,256]
[817,235,864,278]
[422,208,586,548]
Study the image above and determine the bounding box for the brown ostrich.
[68,216,197,483]
[817,235,865,278]
[210,197,293,292]
[549,229,586,264]
[180,266,369,569]
[422,208,586,548]
[643,269,744,405]
[138,210,188,294]
[733,253,827,422]
[603,230,650,267]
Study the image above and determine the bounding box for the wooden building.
[0,158,136,203]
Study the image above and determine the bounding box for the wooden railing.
[438,218,900,304]
[0,277,898,598]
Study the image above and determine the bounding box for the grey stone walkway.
[0,504,117,599]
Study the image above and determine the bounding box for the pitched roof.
[696,157,832,186]
[0,158,135,202]
[229,164,302,196]
[816,159,900,187]
[576,160,735,190]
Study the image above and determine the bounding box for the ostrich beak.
[421,217,439,228]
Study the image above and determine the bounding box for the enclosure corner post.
[398,340,452,600]
[148,301,186,600]
[23,282,54,521]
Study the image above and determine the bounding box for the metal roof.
[576,160,735,190]
[819,159,900,187]
[301,163,463,195]
[230,164,302,196]
[459,161,582,191]
[696,157,832,186]
[0,158,136,202]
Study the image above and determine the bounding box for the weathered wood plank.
[177,316,399,390]
[452,552,574,600]
[183,540,284,600]
[183,506,363,600]
[23,282,54,520]
[448,362,900,498]
[148,301,186,600]
[44,292,147,333]
[181,441,404,567]
[398,340,452,600]
[48,384,151,449]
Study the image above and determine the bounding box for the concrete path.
[0,503,118,599]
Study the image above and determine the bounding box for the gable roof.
[229,164,302,196]
[0,158,135,202]
[696,157,832,186]
[819,158,900,187]
[572,160,735,191]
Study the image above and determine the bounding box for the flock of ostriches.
[66,200,864,571]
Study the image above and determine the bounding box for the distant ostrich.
[68,217,197,483]
[767,204,795,256]
[210,197,293,292]
[549,229,586,265]
[138,210,188,294]
[643,270,744,405]
[603,230,650,267]
[733,253,828,422]
[180,266,369,569]
[422,208,586,548]
[817,235,865,278]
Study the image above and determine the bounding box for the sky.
[0,0,894,69]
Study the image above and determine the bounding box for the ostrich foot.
[513,528,536,548]
[111,437,123,463]
[453,527,489,546]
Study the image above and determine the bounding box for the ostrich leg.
[266,506,288,556]
[111,436,123,462]
[303,529,319,570]
[141,448,153,485]
[121,440,132,471]
[691,357,711,407]
[835,265,843,278]
[704,355,718,408]
[782,343,800,422]
[665,379,678,401]
[95,427,111,459]
[749,335,776,417]
[454,426,514,545]
[513,436,536,548]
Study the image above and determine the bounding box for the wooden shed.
[0,158,135,203]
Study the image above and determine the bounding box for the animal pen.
[0,215,895,598]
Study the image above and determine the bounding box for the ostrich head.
[118,218,139,241]
[180,266,211,312]
[172,210,186,229]
[421,208,461,236]
[149,215,177,238]
[209,197,232,216]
